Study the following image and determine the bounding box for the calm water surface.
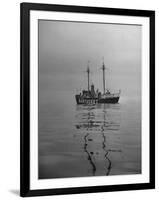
[39,91,141,179]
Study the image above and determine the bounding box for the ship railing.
[78,98,98,104]
[102,92,120,98]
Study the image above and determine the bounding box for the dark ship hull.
[75,94,120,104]
[98,96,119,103]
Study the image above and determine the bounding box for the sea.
[38,91,141,179]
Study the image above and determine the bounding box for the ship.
[75,60,121,104]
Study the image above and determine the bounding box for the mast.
[86,61,90,91]
[102,58,106,94]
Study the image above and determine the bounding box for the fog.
[39,20,141,98]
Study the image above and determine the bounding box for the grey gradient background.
[39,20,141,98]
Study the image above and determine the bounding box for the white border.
[30,10,150,190]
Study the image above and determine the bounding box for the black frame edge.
[21,2,155,17]
[149,11,155,188]
[20,3,30,197]
[23,183,155,197]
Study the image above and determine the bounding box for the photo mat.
[30,10,150,190]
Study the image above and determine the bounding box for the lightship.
[75,60,120,104]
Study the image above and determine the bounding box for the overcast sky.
[39,20,141,97]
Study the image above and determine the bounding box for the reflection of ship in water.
[75,104,122,176]
[75,59,121,104]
